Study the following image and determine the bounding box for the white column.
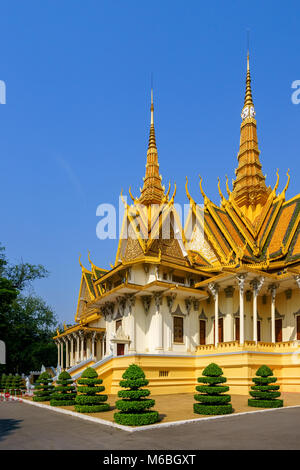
[270,284,277,343]
[251,277,264,343]
[208,283,219,346]
[64,338,69,369]
[70,336,74,366]
[153,293,163,351]
[56,341,60,367]
[86,334,91,359]
[60,342,64,369]
[91,332,96,359]
[76,334,80,363]
[237,274,247,345]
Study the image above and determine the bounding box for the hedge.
[248,365,283,408]
[33,372,54,402]
[75,367,110,413]
[50,371,76,406]
[194,363,233,415]
[114,364,159,426]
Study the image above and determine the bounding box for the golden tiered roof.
[186,53,300,273]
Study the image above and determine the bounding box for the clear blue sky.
[1,1,299,324]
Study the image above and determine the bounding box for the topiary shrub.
[50,371,76,406]
[0,374,7,392]
[75,367,110,413]
[4,375,14,393]
[248,365,283,408]
[33,372,54,402]
[114,364,159,426]
[194,363,233,415]
[11,375,26,395]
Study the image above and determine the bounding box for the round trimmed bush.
[248,365,283,408]
[194,363,233,415]
[114,364,159,426]
[33,372,54,402]
[50,371,76,406]
[75,367,110,413]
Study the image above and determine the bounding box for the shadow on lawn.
[0,418,22,442]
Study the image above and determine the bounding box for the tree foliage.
[0,243,58,374]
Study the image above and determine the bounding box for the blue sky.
[0,1,299,324]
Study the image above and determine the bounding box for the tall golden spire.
[231,51,271,220]
[139,88,165,206]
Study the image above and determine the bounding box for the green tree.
[114,364,159,426]
[33,372,54,402]
[50,371,76,406]
[0,243,58,374]
[248,365,283,408]
[75,367,110,413]
[194,363,233,415]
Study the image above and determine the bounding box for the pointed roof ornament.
[231,44,271,218]
[139,85,165,206]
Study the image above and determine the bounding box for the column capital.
[236,273,247,293]
[208,282,219,300]
[152,292,163,311]
[294,274,300,289]
[250,276,264,296]
[268,283,279,301]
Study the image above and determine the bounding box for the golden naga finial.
[274,168,279,193]
[128,186,137,204]
[185,176,196,206]
[63,322,67,331]
[79,254,84,270]
[217,177,226,204]
[279,169,290,199]
[225,175,231,197]
[162,181,171,204]
[199,175,208,205]
[169,183,177,204]
[56,328,60,336]
[120,189,130,209]
[87,250,92,265]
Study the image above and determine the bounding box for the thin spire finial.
[150,73,154,125]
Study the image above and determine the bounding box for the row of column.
[209,276,278,346]
[55,331,105,369]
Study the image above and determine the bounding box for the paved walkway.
[1,401,300,449]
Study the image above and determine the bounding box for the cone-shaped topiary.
[194,363,233,415]
[33,372,54,402]
[0,373,7,392]
[114,364,159,426]
[11,375,26,395]
[50,371,76,406]
[75,367,110,413]
[4,375,14,393]
[248,365,283,408]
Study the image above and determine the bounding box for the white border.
[6,395,300,434]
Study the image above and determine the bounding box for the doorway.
[117,343,125,356]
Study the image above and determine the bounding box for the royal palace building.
[54,54,300,395]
